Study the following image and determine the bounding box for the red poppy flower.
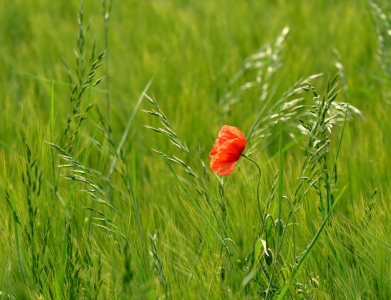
[209,125,247,176]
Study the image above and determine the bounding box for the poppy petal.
[218,125,246,145]
[210,160,237,176]
[211,139,246,163]
[209,125,246,176]
[209,138,220,157]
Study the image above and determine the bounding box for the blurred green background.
[1,0,391,298]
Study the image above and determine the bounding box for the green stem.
[101,0,112,134]
[13,204,27,286]
[241,154,262,217]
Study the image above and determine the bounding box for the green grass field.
[1,0,391,299]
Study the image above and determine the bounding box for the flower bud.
[219,267,226,281]
[275,219,284,236]
[265,248,273,266]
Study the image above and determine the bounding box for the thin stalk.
[13,198,27,286]
[125,153,149,284]
[246,95,274,143]
[101,0,113,205]
[101,0,112,135]
[50,82,55,146]
[56,220,68,300]
[264,111,284,300]
[50,81,59,195]
[13,72,108,93]
[241,154,262,217]
[108,39,181,177]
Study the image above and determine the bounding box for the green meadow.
[1,0,391,298]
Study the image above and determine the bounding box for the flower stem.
[241,153,262,217]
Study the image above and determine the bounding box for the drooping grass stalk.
[49,134,116,219]
[245,73,323,156]
[60,139,95,218]
[158,146,226,246]
[151,140,236,264]
[144,95,229,243]
[220,27,289,120]
[48,135,121,297]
